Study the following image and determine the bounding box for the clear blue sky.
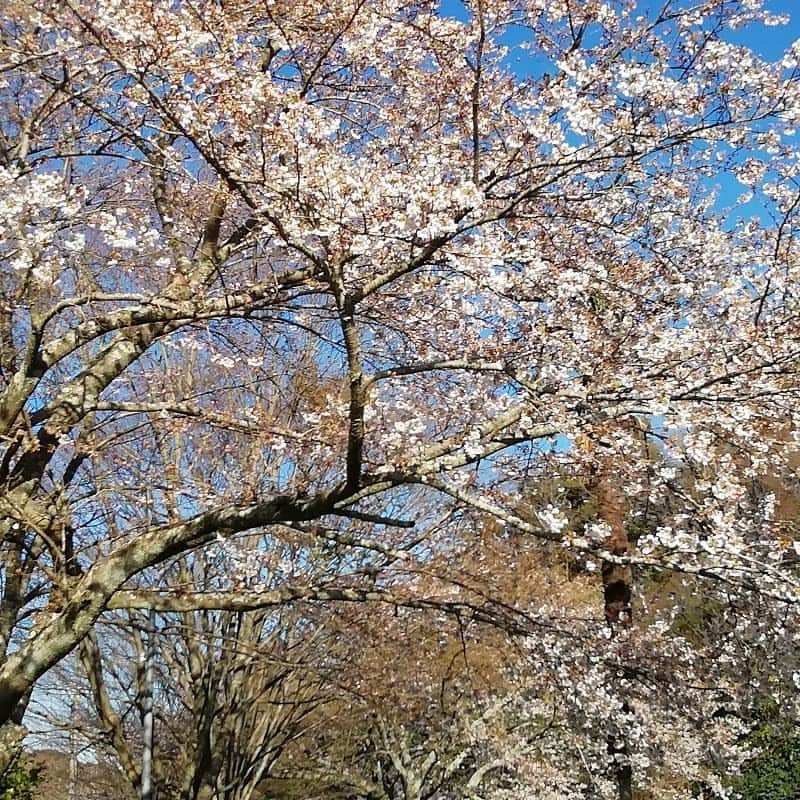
[728,0,798,59]
[439,0,799,62]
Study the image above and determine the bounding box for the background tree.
[31,554,332,800]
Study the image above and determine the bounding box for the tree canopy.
[1,0,799,795]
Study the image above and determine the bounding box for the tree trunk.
[593,452,634,800]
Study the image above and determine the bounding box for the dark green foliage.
[669,595,725,642]
[0,755,40,800]
[728,720,800,800]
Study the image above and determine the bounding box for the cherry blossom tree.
[2,0,800,792]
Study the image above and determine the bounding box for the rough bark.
[0,490,340,724]
[592,450,634,800]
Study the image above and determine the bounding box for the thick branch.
[107,586,532,634]
[0,488,342,725]
[200,190,227,263]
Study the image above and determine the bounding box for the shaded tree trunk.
[593,452,634,800]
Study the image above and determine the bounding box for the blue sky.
[729,0,798,59]
[436,0,798,226]
[439,0,799,61]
